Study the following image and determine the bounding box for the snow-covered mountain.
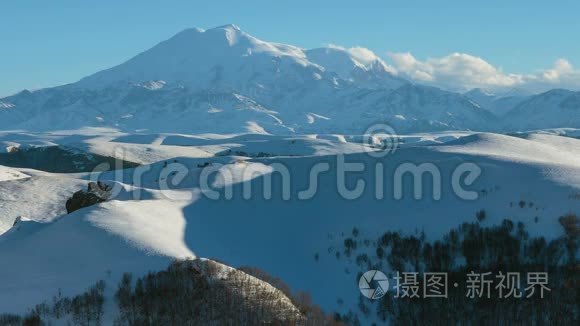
[0,24,499,134]
[463,88,531,116]
[503,89,580,131]
[379,84,497,132]
[463,88,498,107]
[1,24,577,134]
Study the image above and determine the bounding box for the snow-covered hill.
[0,129,578,321]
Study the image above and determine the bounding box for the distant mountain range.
[0,24,578,134]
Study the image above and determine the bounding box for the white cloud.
[387,52,580,92]
[327,44,376,65]
[542,58,574,81]
[327,44,398,74]
[529,58,580,91]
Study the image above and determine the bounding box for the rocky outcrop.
[65,182,112,214]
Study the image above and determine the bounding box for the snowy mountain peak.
[305,45,405,89]
[0,24,576,134]
[201,23,251,46]
[465,88,496,98]
[212,23,241,31]
[307,45,397,74]
[540,88,574,97]
[76,24,315,89]
[167,24,246,46]
[76,24,407,91]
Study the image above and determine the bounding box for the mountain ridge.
[0,24,577,134]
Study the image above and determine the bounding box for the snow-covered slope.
[305,46,407,89]
[377,84,498,132]
[464,88,531,116]
[0,25,500,134]
[0,166,28,182]
[173,133,579,319]
[0,169,85,233]
[463,88,498,109]
[0,190,193,314]
[0,130,578,320]
[502,89,580,130]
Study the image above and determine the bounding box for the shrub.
[559,213,579,237]
[476,209,486,222]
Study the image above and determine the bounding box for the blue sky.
[1,0,579,96]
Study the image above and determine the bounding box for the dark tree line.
[0,260,307,325]
[344,212,579,325]
[113,259,305,325]
[0,280,105,326]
